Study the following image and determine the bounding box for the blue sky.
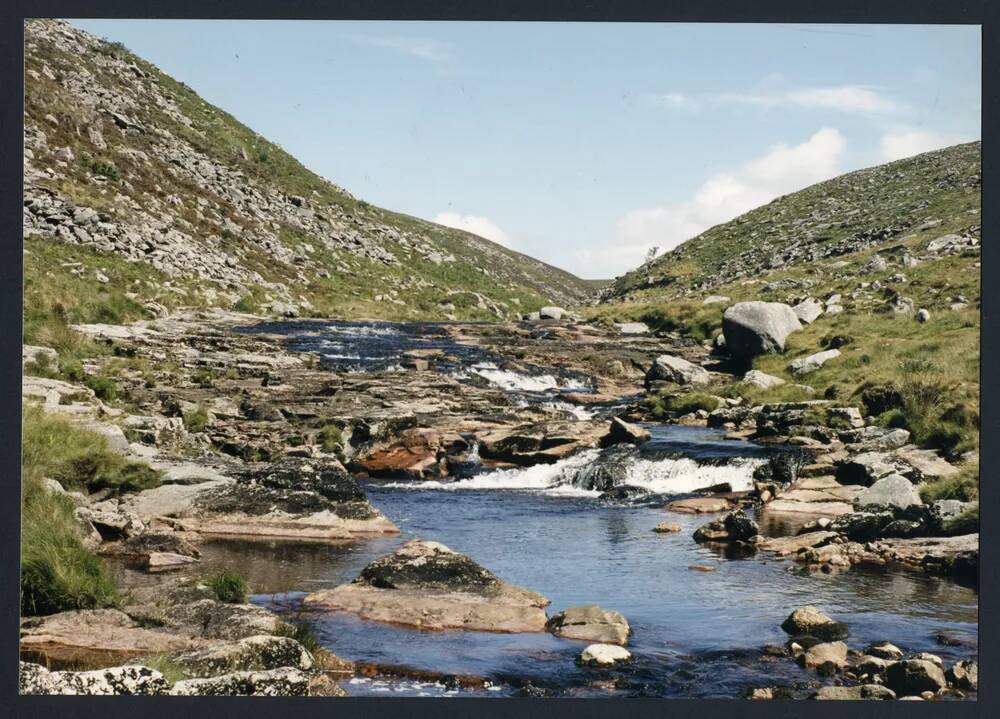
[70,20,981,278]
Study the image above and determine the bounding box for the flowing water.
[223,321,979,698]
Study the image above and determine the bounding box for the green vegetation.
[204,571,249,603]
[183,405,211,433]
[22,404,163,495]
[645,391,720,419]
[919,464,979,503]
[318,423,344,455]
[942,504,979,535]
[275,617,321,655]
[134,655,189,686]
[21,405,125,616]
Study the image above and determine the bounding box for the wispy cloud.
[434,212,513,248]
[585,128,848,276]
[354,35,450,63]
[880,127,971,162]
[649,85,900,115]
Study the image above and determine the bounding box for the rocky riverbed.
[20,310,978,698]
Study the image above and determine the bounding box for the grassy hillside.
[604,142,980,302]
[23,19,593,331]
[591,143,981,459]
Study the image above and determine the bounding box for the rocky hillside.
[603,141,981,302]
[23,19,593,326]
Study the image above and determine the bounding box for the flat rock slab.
[763,499,855,517]
[665,497,731,514]
[20,610,210,668]
[304,585,549,633]
[758,531,839,556]
[304,539,549,633]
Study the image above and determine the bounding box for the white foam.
[385,449,764,497]
[541,400,595,421]
[469,362,560,392]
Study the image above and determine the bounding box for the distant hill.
[23,19,594,324]
[602,141,981,303]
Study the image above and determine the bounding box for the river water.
[220,320,979,698]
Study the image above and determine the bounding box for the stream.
[214,320,980,698]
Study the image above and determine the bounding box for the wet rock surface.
[546,605,631,645]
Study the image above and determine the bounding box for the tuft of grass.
[318,424,344,455]
[646,391,720,418]
[191,369,214,388]
[135,655,190,686]
[919,464,979,503]
[941,504,979,535]
[22,404,162,495]
[183,405,211,433]
[275,617,321,654]
[204,571,249,604]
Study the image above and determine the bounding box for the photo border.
[1,2,993,718]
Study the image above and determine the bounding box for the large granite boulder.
[546,605,631,645]
[303,540,550,632]
[885,659,948,697]
[601,417,651,447]
[722,302,802,359]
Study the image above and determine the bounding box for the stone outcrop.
[303,540,550,632]
[645,354,710,386]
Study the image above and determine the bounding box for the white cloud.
[650,85,898,115]
[880,128,968,162]
[355,35,449,63]
[595,128,847,276]
[434,212,513,248]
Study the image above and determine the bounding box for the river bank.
[19,309,978,698]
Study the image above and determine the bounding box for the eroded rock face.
[546,605,631,645]
[303,540,550,633]
[20,662,168,695]
[722,302,802,359]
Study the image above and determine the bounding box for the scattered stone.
[788,349,840,377]
[916,308,931,323]
[793,298,824,324]
[692,510,758,543]
[800,641,848,670]
[539,306,566,320]
[866,641,904,660]
[946,660,978,690]
[742,370,785,389]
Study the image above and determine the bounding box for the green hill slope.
[23,19,593,332]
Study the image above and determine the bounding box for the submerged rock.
[546,605,631,645]
[303,539,549,633]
